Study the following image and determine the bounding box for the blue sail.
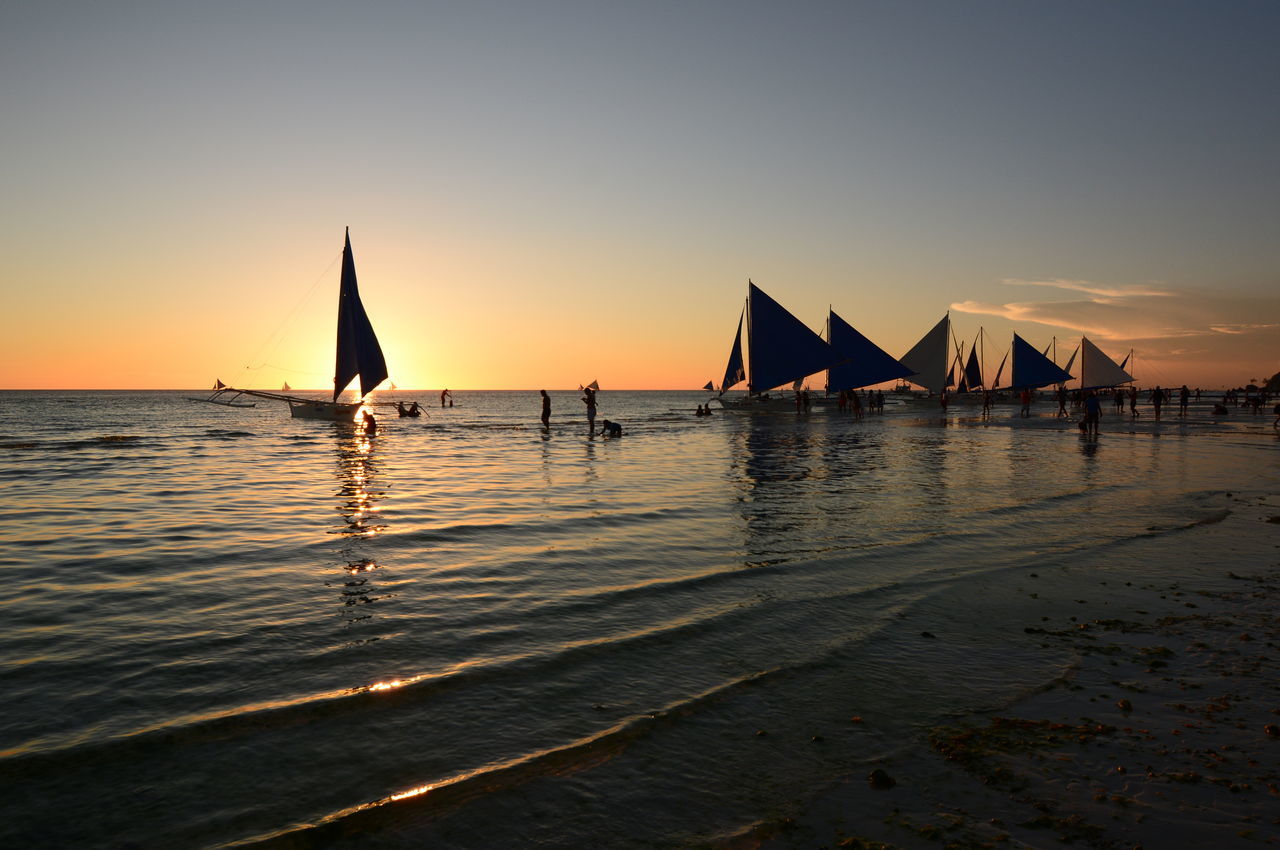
[720,308,746,392]
[1010,333,1073,389]
[961,342,983,390]
[826,310,914,391]
[333,229,388,401]
[747,283,840,392]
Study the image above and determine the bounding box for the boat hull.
[288,401,361,421]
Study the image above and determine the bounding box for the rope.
[240,250,343,382]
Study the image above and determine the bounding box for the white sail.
[899,315,952,394]
[1079,337,1133,389]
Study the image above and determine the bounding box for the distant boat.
[200,229,404,421]
[281,382,291,392]
[718,281,843,409]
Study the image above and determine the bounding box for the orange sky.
[2,3,1276,390]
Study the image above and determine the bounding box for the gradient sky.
[2,0,1277,390]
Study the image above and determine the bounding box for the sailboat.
[200,229,398,421]
[1077,337,1133,390]
[718,281,843,409]
[1003,333,1074,389]
[825,310,914,392]
[955,336,984,393]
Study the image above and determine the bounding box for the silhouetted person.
[1083,391,1101,435]
[362,410,377,436]
[1020,388,1032,417]
[582,387,597,427]
[599,419,622,437]
[1179,385,1190,415]
[441,389,451,407]
[540,390,551,427]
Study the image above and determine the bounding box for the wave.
[238,669,781,846]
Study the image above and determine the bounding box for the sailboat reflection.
[327,421,388,621]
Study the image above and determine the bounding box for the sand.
[729,492,1280,849]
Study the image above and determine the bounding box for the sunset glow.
[1,2,1275,390]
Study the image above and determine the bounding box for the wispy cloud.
[1208,323,1280,335]
[953,280,1278,343]
[1000,278,1173,298]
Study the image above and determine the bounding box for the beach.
[1,390,1276,848]
[739,493,1280,849]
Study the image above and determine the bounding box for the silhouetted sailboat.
[718,282,843,408]
[1003,333,1074,389]
[899,314,957,394]
[199,229,397,421]
[825,310,914,391]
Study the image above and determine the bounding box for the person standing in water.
[362,410,377,436]
[1083,390,1101,435]
[540,390,551,428]
[582,386,597,428]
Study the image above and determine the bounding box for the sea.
[1,389,1276,848]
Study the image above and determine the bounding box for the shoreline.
[735,491,1280,849]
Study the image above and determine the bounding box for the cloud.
[954,281,1277,343]
[1208,323,1279,335]
[950,279,1280,385]
[1001,278,1173,299]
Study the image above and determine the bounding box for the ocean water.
[1,389,1276,848]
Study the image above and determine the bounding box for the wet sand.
[734,491,1280,849]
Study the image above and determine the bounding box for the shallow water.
[0,390,1275,847]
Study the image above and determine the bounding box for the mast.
[744,285,753,396]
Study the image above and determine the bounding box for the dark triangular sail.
[992,349,1009,388]
[961,342,983,391]
[826,310,914,391]
[747,282,840,392]
[1010,333,1074,389]
[333,229,388,402]
[720,308,746,393]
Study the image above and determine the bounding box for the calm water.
[1,390,1276,847]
